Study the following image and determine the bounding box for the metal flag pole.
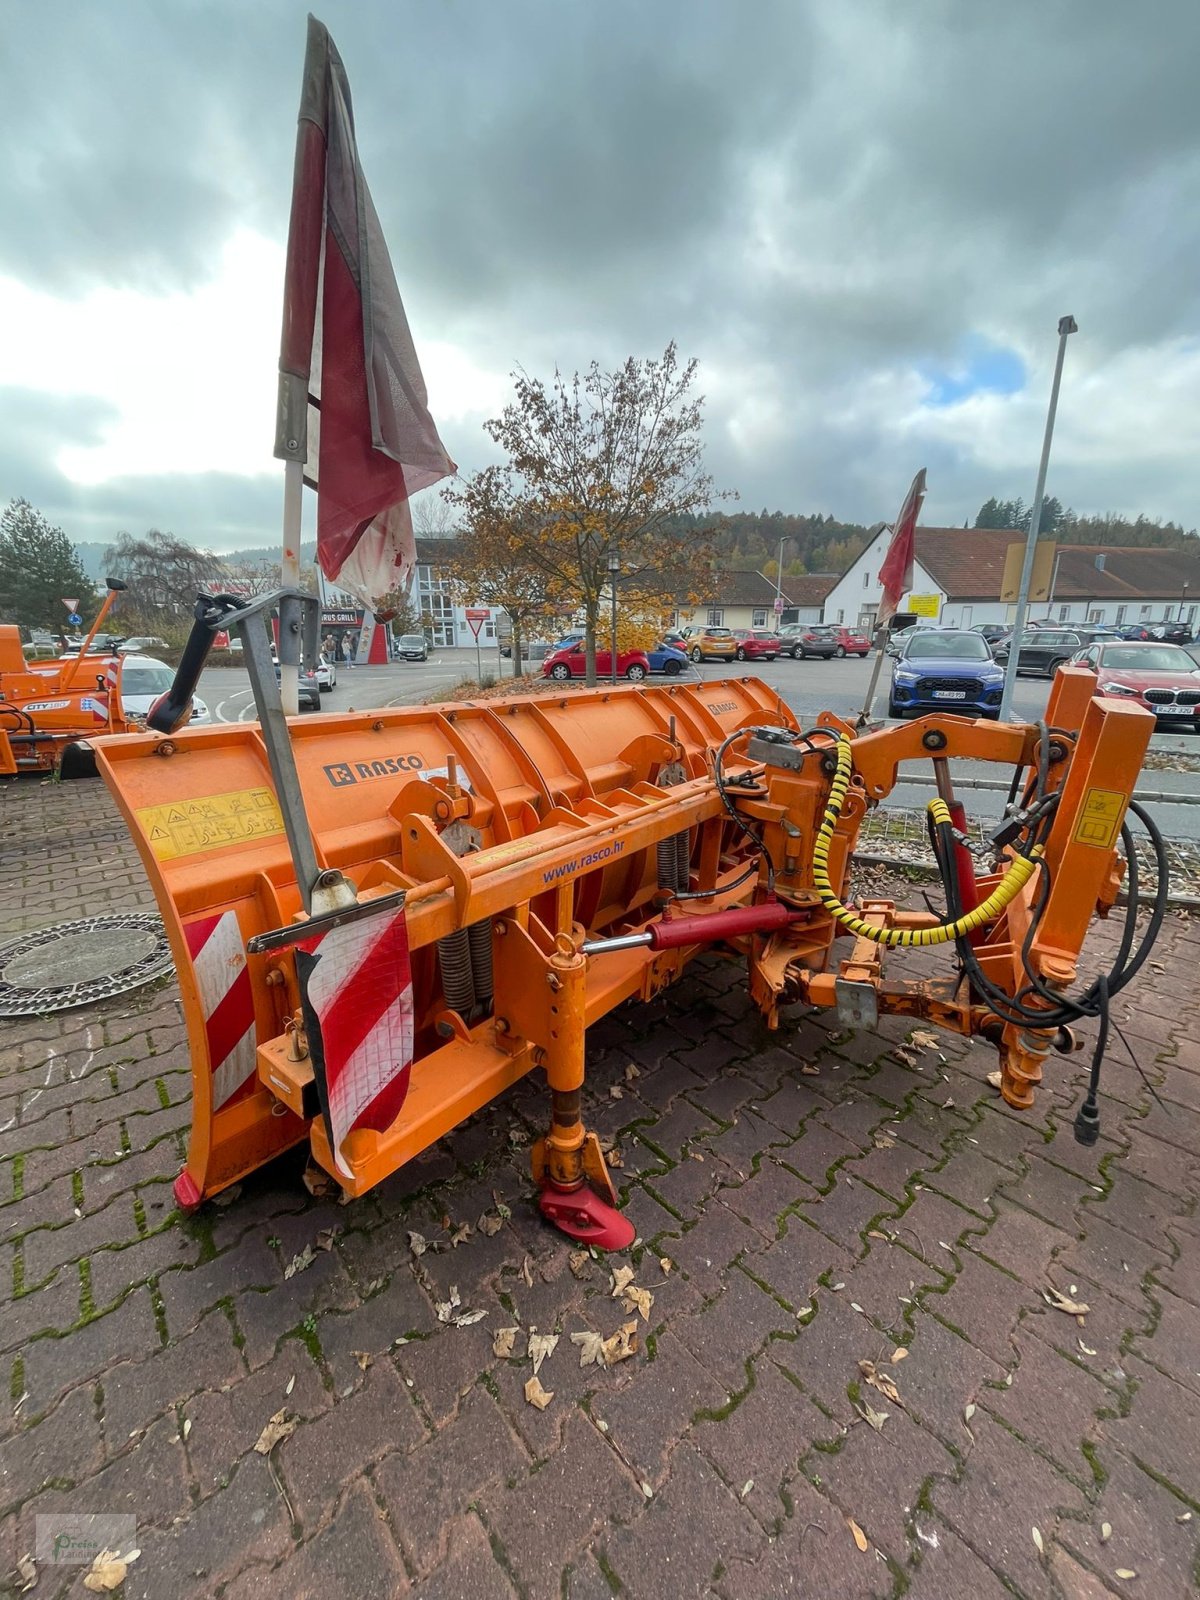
[998,315,1078,722]
[278,457,304,716]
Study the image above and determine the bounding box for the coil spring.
[437,927,475,1014]
[467,918,494,1011]
[674,828,691,891]
[657,837,678,893]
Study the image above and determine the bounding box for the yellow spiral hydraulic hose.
[811,737,1043,947]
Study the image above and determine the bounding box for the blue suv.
[889,630,1004,720]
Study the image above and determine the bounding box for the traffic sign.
[773,596,784,613]
[67,613,82,626]
[464,607,490,639]
[61,598,79,612]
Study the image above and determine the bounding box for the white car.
[119,656,210,725]
[316,657,337,692]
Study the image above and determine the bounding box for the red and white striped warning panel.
[299,907,413,1174]
[184,910,258,1110]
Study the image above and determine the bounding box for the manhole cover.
[0,914,175,1016]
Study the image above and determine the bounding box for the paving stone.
[903,1522,1014,1600]
[0,1272,80,1355]
[717,1468,892,1598]
[479,1412,642,1600]
[676,1265,797,1392]
[0,1385,103,1514]
[932,1413,1088,1597]
[692,1356,829,1526]
[20,1287,159,1414]
[607,1439,764,1598]
[795,1173,897,1256]
[719,1153,815,1237]
[894,1309,1009,1448]
[1082,1167,1189,1251]
[756,1212,852,1314]
[183,1343,330,1495]
[103,1303,244,1443]
[277,1359,426,1530]
[658,1198,766,1293]
[986,1326,1113,1482]
[395,1317,497,1428]
[156,1233,281,1335]
[374,1385,528,1575]
[122,1453,292,1600]
[1056,1212,1172,1309]
[923,1145,1010,1215]
[1102,1356,1200,1499]
[223,1476,410,1599]
[591,1331,726,1489]
[775,1117,860,1189]
[20,1413,193,1537]
[840,1236,947,1332]
[842,1133,929,1205]
[316,1270,441,1395]
[924,1249,1040,1368]
[232,1247,360,1368]
[967,1197,1073,1288]
[810,1403,954,1565]
[409,1512,516,1600]
[88,1222,204,1309]
[1060,1448,1198,1600]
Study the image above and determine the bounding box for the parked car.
[889,631,1004,719]
[821,624,871,658]
[661,629,691,650]
[779,625,837,660]
[120,656,211,725]
[646,643,689,675]
[61,633,120,655]
[270,654,321,710]
[1070,641,1200,727]
[396,633,429,661]
[688,627,739,662]
[316,656,337,692]
[1148,622,1194,645]
[992,626,1113,676]
[1115,624,1155,641]
[731,629,780,661]
[970,623,1012,646]
[543,646,651,682]
[885,622,939,656]
[117,635,170,655]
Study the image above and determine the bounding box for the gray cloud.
[2,0,1198,546]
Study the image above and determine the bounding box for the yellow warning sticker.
[1074,787,1125,850]
[136,786,285,861]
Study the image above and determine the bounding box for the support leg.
[530,934,634,1251]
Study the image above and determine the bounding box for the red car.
[1072,640,1200,727]
[826,625,871,658]
[731,629,780,661]
[543,645,651,682]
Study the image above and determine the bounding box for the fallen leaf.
[16,1554,35,1593]
[1043,1286,1090,1317]
[449,1222,473,1248]
[1032,1527,1045,1555]
[493,1326,521,1359]
[641,1481,653,1499]
[910,1030,940,1050]
[873,1134,895,1149]
[847,1517,869,1553]
[1115,1571,1137,1581]
[181,1417,192,1439]
[1100,1522,1112,1543]
[890,1347,908,1364]
[866,1229,888,1241]
[799,1062,821,1076]
[354,1351,372,1371]
[622,1285,654,1322]
[408,1230,429,1257]
[524,1375,554,1410]
[521,1255,534,1288]
[528,1332,559,1374]
[302,1163,335,1198]
[569,1249,591,1279]
[493,1196,512,1219]
[478,1213,503,1236]
[986,1069,1003,1090]
[740,1479,754,1499]
[283,1245,314,1279]
[83,1549,137,1594]
[1177,1512,1193,1524]
[609,1084,624,1100]
[284,1373,295,1397]
[856,1400,889,1432]
[571,1330,606,1368]
[606,1148,624,1170]
[434,1286,463,1323]
[858,1359,904,1408]
[611,1265,636,1297]
[254,1409,296,1453]
[602,1321,639,1365]
[453,1308,488,1327]
[964,1403,976,1423]
[941,1097,955,1109]
[1079,1338,1098,1356]
[314,1227,339,1252]
[659,1256,673,1275]
[625,1062,641,1081]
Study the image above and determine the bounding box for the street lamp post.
[1179,581,1190,625]
[999,315,1078,722]
[608,546,620,684]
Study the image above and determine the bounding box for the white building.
[821,526,1200,631]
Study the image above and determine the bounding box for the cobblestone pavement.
[2,777,1199,1599]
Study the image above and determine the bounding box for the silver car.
[119,656,210,724]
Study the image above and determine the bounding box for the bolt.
[495,1017,509,1034]
[265,968,285,987]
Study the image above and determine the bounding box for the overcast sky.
[2,0,1198,553]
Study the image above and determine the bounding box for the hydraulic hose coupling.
[812,738,1043,947]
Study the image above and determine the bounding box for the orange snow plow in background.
[95,588,1171,1251]
[0,578,138,777]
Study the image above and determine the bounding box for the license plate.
[932,690,967,700]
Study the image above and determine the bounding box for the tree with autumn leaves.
[447,343,725,684]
